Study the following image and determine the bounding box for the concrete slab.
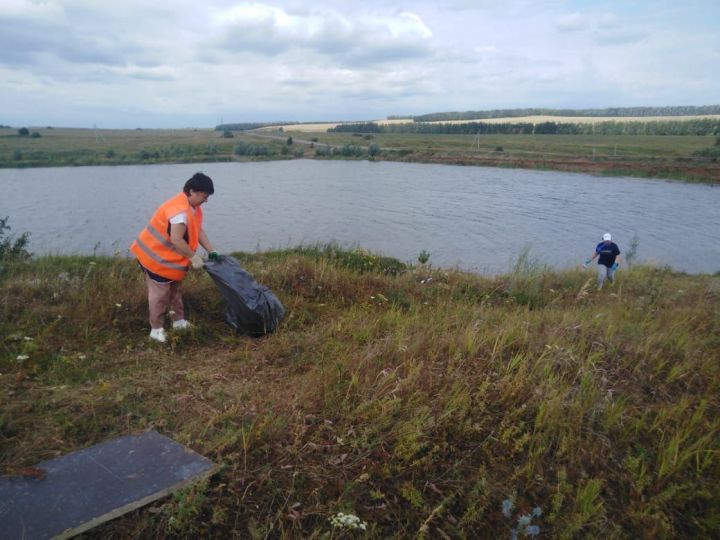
[0,430,215,539]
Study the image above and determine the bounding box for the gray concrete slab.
[0,430,215,539]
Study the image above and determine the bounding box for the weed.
[0,246,718,538]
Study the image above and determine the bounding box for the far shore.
[1,126,718,184]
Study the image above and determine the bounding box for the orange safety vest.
[130,192,203,281]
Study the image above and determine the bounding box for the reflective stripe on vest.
[146,223,178,252]
[134,237,189,272]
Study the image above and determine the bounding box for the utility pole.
[472,130,481,151]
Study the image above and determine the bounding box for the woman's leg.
[168,281,185,322]
[145,273,172,329]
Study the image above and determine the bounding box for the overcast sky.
[1,0,718,128]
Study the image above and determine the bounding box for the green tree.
[286,136,293,146]
[368,143,381,157]
[18,127,29,136]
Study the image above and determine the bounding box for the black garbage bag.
[204,255,285,335]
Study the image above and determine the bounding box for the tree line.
[329,119,720,136]
[412,105,720,122]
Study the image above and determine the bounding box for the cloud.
[593,29,647,46]
[553,10,647,46]
[208,4,434,66]
[0,0,168,70]
[555,12,588,32]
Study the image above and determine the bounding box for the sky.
[1,0,718,128]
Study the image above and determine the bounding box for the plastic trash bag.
[204,255,284,335]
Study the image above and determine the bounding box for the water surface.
[2,161,719,273]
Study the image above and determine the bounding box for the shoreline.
[2,153,719,185]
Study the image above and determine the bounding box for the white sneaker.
[172,319,192,330]
[149,328,167,343]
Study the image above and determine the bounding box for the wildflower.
[517,514,531,528]
[16,355,29,361]
[115,303,122,308]
[89,261,96,266]
[23,336,34,341]
[78,354,87,360]
[532,506,542,518]
[329,511,367,531]
[502,499,514,518]
[527,525,541,537]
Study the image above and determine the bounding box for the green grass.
[2,246,719,538]
[0,127,289,168]
[299,132,715,159]
[2,127,719,183]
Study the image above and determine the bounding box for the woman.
[130,172,217,342]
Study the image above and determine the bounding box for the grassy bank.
[2,126,719,184]
[2,246,719,538]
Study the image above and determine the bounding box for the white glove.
[190,253,204,269]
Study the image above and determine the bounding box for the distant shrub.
[315,147,329,157]
[222,129,234,138]
[364,134,374,140]
[286,136,293,146]
[18,127,29,136]
[495,146,504,152]
[281,145,290,155]
[0,217,32,265]
[692,146,720,158]
[293,148,305,158]
[368,143,381,157]
[233,141,272,157]
[339,144,363,157]
[12,149,22,160]
[105,149,115,158]
[30,131,41,138]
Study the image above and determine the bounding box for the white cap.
[603,233,612,241]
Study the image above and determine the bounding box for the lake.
[2,160,719,274]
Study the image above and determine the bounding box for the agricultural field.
[271,115,720,132]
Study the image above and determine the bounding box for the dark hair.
[183,172,215,195]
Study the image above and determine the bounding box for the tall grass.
[1,247,718,538]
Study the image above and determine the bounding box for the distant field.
[1,125,717,183]
[272,115,720,132]
[284,131,714,159]
[0,127,281,167]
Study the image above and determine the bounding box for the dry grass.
[2,247,719,538]
[270,116,720,132]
